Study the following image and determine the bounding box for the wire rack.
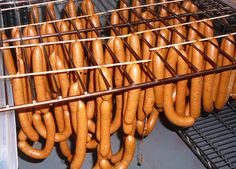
[0,0,236,113]
[176,100,236,169]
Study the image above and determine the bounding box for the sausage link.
[2,32,16,76]
[163,48,195,127]
[215,36,235,109]
[46,3,56,21]
[175,50,189,116]
[203,39,219,112]
[23,27,32,68]
[70,101,88,169]
[30,6,39,23]
[32,46,49,113]
[100,100,111,158]
[119,1,129,35]
[71,41,85,90]
[153,29,169,110]
[40,24,49,55]
[18,112,55,159]
[66,0,77,18]
[111,12,119,36]
[131,0,142,30]
[111,37,125,133]
[45,23,58,54]
[124,64,141,125]
[190,41,204,119]
[129,34,141,61]
[141,32,155,115]
[12,76,39,141]
[186,22,198,54]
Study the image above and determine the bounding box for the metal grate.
[176,100,236,169]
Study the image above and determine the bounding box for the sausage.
[12,75,39,141]
[86,0,95,15]
[12,29,22,60]
[136,108,159,136]
[46,3,56,21]
[129,34,141,61]
[111,12,120,36]
[175,50,189,116]
[70,101,88,169]
[141,32,155,116]
[71,41,85,89]
[131,0,142,30]
[18,112,55,159]
[215,36,235,109]
[22,27,32,68]
[45,23,58,55]
[181,0,191,21]
[30,6,39,23]
[163,48,195,127]
[125,36,131,62]
[32,46,49,113]
[124,64,141,125]
[153,29,169,110]
[87,14,100,48]
[18,58,33,119]
[2,33,16,75]
[143,58,155,116]
[187,22,198,54]
[203,39,219,112]
[60,21,70,66]
[40,24,49,55]
[120,1,129,35]
[122,64,131,134]
[66,0,77,18]
[204,20,214,38]
[111,37,125,133]
[99,100,111,158]
[92,39,105,142]
[190,41,204,119]
[80,0,87,28]
[28,26,51,98]
[213,39,225,102]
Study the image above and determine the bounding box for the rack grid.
[176,100,236,169]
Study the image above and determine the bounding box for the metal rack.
[176,100,236,169]
[0,0,236,112]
